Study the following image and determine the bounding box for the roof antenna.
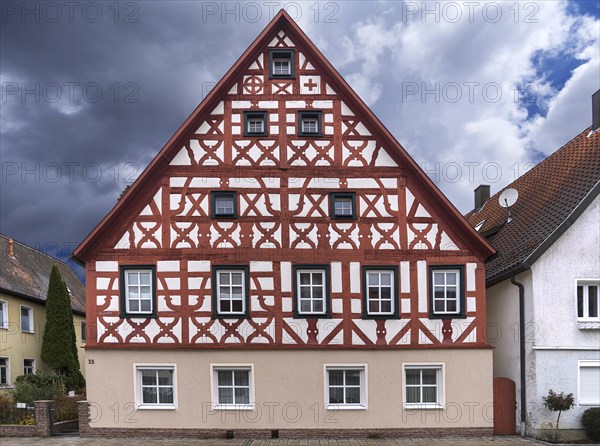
[499,188,519,223]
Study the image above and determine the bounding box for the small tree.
[41,265,85,391]
[543,389,575,443]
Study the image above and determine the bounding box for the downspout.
[511,274,526,436]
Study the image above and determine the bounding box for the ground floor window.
[135,365,176,409]
[212,365,253,410]
[579,360,600,405]
[403,364,444,408]
[325,365,367,409]
[23,359,35,375]
[0,357,9,385]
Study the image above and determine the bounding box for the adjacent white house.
[466,91,600,440]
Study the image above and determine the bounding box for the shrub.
[0,392,13,424]
[54,394,84,422]
[542,389,575,443]
[12,373,65,406]
[582,407,600,441]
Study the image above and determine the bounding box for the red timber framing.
[74,10,494,350]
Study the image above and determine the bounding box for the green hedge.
[582,407,600,441]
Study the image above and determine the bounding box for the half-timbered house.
[74,11,495,437]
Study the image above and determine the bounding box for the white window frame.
[0,300,7,329]
[431,269,461,315]
[577,280,600,322]
[215,195,235,216]
[301,117,318,134]
[323,364,368,410]
[0,357,10,386]
[216,269,247,315]
[246,117,265,134]
[403,363,445,409]
[210,364,255,410]
[23,358,35,375]
[272,58,291,76]
[578,360,600,406]
[133,364,177,410]
[124,269,154,315]
[334,197,353,217]
[296,269,327,315]
[365,270,395,316]
[20,305,34,333]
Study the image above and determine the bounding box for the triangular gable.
[74,10,493,261]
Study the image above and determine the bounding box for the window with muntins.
[215,368,252,408]
[429,266,465,318]
[125,270,153,314]
[20,306,33,333]
[326,367,365,408]
[330,193,357,220]
[404,365,443,408]
[269,49,294,78]
[298,111,322,136]
[137,366,175,408]
[23,359,34,375]
[363,268,397,317]
[244,111,268,136]
[295,268,328,316]
[577,282,599,321]
[215,268,247,316]
[211,192,237,218]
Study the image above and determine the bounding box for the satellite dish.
[499,188,519,208]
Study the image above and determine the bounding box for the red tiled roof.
[465,127,600,284]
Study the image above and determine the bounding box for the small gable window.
[120,266,156,318]
[244,111,268,136]
[211,191,238,218]
[331,192,356,220]
[429,266,465,318]
[269,49,294,78]
[298,111,322,137]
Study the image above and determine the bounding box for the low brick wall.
[78,400,492,439]
[0,424,37,437]
[0,400,55,438]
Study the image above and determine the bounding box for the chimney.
[8,238,14,257]
[593,90,600,132]
[474,185,490,211]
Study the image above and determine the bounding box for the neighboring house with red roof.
[73,11,497,437]
[0,234,87,387]
[465,91,600,441]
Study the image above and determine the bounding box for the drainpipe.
[511,274,526,436]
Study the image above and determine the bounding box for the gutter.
[510,274,527,437]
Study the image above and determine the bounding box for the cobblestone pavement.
[0,437,571,446]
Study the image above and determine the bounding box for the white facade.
[487,193,600,440]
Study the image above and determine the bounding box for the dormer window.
[244,111,268,136]
[298,111,322,137]
[269,49,294,79]
[211,191,238,218]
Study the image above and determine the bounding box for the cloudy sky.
[1,0,599,276]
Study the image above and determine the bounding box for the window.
[363,267,398,318]
[211,191,237,218]
[577,282,599,321]
[136,366,176,409]
[20,306,33,333]
[120,267,156,318]
[23,359,35,375]
[213,267,249,317]
[212,366,254,409]
[0,358,9,385]
[294,266,330,317]
[269,49,294,78]
[0,300,7,329]
[330,193,357,220]
[298,111,322,136]
[404,364,444,408]
[579,361,600,405]
[325,366,367,409]
[244,111,268,136]
[429,266,465,318]
[81,321,87,342]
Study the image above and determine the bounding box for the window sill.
[137,405,176,410]
[579,402,600,406]
[21,330,35,334]
[403,403,444,410]
[577,321,600,330]
[0,385,14,389]
[213,404,255,411]
[326,404,367,411]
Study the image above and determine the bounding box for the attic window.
[269,49,294,79]
[211,191,238,218]
[244,111,268,136]
[298,111,322,137]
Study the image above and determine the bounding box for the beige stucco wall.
[85,348,493,430]
[0,292,86,387]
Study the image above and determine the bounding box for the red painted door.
[493,377,517,435]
